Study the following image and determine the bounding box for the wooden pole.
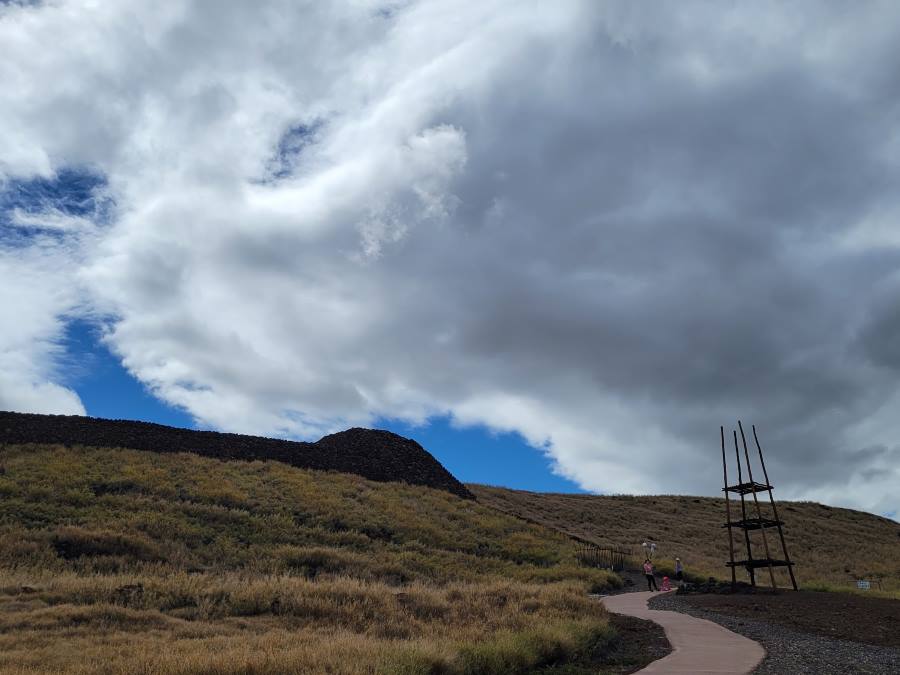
[721,426,737,586]
[739,421,777,590]
[733,429,755,586]
[753,425,799,591]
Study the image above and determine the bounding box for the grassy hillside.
[0,444,626,675]
[470,485,900,594]
[0,412,473,498]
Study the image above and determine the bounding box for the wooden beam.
[722,426,737,586]
[753,424,799,591]
[739,421,777,590]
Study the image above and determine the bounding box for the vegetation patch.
[471,485,900,594]
[0,443,622,674]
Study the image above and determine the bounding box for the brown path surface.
[602,591,765,674]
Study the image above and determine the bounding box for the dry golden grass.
[0,444,620,674]
[470,485,900,593]
[0,570,608,674]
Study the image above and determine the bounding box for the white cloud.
[2,0,900,515]
[0,241,85,415]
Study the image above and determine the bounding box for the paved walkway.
[601,591,765,674]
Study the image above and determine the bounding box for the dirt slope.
[470,485,900,591]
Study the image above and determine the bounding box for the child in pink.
[643,559,658,591]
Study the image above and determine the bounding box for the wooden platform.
[722,481,773,495]
[721,517,784,530]
[726,559,795,570]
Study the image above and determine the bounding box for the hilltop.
[0,410,472,498]
[470,485,900,593]
[0,442,666,674]
[6,416,896,672]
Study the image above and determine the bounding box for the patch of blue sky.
[0,1,44,8]
[1,167,107,217]
[264,121,323,181]
[0,167,113,245]
[376,414,588,493]
[62,319,196,428]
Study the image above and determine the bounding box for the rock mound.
[0,411,473,499]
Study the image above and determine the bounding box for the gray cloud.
[1,0,899,515]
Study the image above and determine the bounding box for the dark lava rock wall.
[0,411,473,499]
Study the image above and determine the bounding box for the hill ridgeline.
[0,410,473,499]
[470,484,900,591]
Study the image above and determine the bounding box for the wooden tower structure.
[721,421,798,591]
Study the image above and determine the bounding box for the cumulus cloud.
[0,240,85,415]
[2,0,900,515]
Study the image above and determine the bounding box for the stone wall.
[0,411,473,499]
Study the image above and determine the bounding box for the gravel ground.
[648,592,900,674]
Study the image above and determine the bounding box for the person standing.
[643,558,658,591]
[674,557,684,585]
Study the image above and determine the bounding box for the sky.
[63,318,582,492]
[1,1,899,518]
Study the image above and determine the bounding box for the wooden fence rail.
[576,543,632,571]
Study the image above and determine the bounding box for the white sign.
[857,580,871,590]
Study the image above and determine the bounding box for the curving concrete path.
[601,591,765,674]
